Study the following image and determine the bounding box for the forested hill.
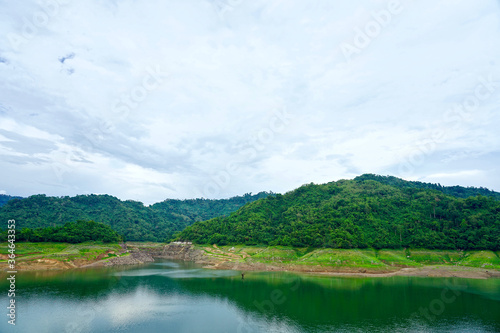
[0,192,271,242]
[0,194,23,207]
[150,192,270,223]
[4,220,122,243]
[177,177,500,250]
[355,174,500,200]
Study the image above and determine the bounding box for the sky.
[0,0,499,204]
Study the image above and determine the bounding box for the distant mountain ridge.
[0,194,23,207]
[354,174,500,200]
[0,192,271,242]
[2,174,499,245]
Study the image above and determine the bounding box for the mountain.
[354,174,500,200]
[9,220,122,243]
[150,192,270,223]
[0,194,23,207]
[0,192,271,242]
[177,175,500,250]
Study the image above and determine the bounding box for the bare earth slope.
[2,242,500,279]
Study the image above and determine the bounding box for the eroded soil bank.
[3,242,500,279]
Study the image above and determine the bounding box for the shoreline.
[2,242,500,280]
[4,256,499,280]
[203,260,500,279]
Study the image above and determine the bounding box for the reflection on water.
[151,261,180,268]
[115,268,240,279]
[0,260,499,333]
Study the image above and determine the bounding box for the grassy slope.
[195,245,500,271]
[2,242,499,272]
[0,241,122,263]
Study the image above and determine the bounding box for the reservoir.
[1,260,499,332]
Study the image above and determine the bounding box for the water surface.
[1,260,499,332]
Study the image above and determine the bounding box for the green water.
[1,260,500,332]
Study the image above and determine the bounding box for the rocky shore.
[75,242,203,268]
[83,251,155,267]
[150,243,500,280]
[4,242,500,279]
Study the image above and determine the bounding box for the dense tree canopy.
[0,192,270,242]
[150,192,270,223]
[177,177,500,250]
[2,175,499,247]
[1,220,121,243]
[0,195,23,208]
[355,174,500,200]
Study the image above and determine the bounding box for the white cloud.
[0,0,499,203]
[425,170,483,179]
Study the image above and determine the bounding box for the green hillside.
[0,194,23,207]
[0,192,270,242]
[355,174,500,200]
[151,192,270,223]
[1,220,122,243]
[177,176,500,250]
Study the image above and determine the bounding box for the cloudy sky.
[1,0,499,204]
